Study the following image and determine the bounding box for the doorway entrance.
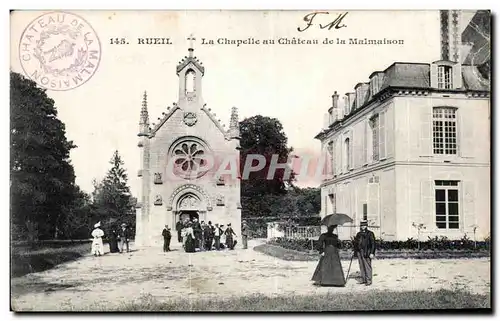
[178,210,199,223]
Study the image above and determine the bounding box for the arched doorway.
[176,193,202,224]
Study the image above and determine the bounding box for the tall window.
[344,137,351,170]
[437,65,452,89]
[327,141,334,175]
[329,194,336,214]
[185,69,195,93]
[362,203,368,221]
[433,107,457,155]
[435,180,460,229]
[371,115,379,161]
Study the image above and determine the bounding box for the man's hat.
[121,223,127,227]
[360,220,368,226]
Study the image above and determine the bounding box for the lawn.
[111,289,490,312]
[11,242,93,277]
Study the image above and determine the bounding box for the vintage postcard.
[9,10,491,312]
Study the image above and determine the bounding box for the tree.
[92,151,135,228]
[59,186,94,239]
[239,116,296,218]
[10,72,77,241]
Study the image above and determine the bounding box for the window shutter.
[430,63,438,88]
[349,132,354,170]
[367,182,380,226]
[419,105,433,156]
[386,108,394,158]
[420,180,434,228]
[452,63,463,89]
[462,181,476,230]
[336,138,342,175]
[460,109,475,158]
[380,111,386,159]
[366,118,373,164]
[362,120,367,164]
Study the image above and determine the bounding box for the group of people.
[91,221,132,256]
[164,218,250,253]
[312,220,376,287]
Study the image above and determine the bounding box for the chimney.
[332,91,339,109]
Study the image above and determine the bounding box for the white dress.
[91,228,104,255]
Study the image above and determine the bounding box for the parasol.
[321,213,353,226]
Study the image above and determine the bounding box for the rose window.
[171,139,209,179]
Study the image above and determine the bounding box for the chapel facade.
[135,44,242,247]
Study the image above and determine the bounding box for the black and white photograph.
[9,9,491,312]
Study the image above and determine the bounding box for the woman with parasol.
[311,213,352,287]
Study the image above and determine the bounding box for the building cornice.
[320,159,490,187]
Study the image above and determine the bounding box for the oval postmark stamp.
[19,11,101,91]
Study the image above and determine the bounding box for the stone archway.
[167,184,213,211]
[167,184,212,227]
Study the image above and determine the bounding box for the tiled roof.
[378,62,489,92]
[315,61,490,140]
[379,63,430,91]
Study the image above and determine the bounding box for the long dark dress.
[185,230,196,253]
[224,227,236,250]
[311,233,345,286]
[109,230,120,253]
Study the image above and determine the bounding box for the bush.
[269,235,491,253]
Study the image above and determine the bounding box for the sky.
[10,10,443,196]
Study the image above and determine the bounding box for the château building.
[315,10,490,241]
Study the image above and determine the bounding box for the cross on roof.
[188,34,196,50]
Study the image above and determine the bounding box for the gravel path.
[11,239,491,311]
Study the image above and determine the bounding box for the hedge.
[269,235,491,253]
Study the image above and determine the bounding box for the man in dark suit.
[175,221,183,243]
[204,221,214,250]
[162,225,172,252]
[193,218,202,250]
[353,220,376,286]
[119,223,131,253]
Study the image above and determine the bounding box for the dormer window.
[437,65,452,89]
[431,60,461,90]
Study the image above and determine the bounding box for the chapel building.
[135,44,242,247]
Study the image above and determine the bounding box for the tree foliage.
[92,150,135,230]
[239,115,295,197]
[10,72,77,241]
[239,115,320,223]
